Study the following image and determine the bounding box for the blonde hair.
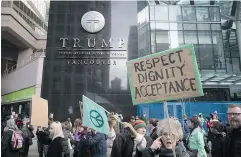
[156,118,183,140]
[50,122,64,140]
[73,118,82,133]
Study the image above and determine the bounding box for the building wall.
[41,1,138,120]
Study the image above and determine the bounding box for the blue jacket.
[86,132,107,157]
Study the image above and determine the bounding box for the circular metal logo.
[81,11,105,33]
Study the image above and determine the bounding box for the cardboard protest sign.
[30,95,48,127]
[127,44,203,105]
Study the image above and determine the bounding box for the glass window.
[232,58,240,73]
[211,24,221,31]
[198,31,211,44]
[19,1,24,10]
[150,22,155,30]
[156,23,169,30]
[156,31,170,51]
[226,58,233,72]
[155,6,168,21]
[150,6,155,20]
[230,46,240,58]
[169,6,182,21]
[184,31,197,44]
[212,32,226,69]
[169,23,183,30]
[151,31,155,45]
[169,31,184,48]
[138,7,147,26]
[197,24,210,30]
[13,1,20,7]
[183,24,196,30]
[196,7,209,21]
[209,7,220,22]
[182,7,196,21]
[199,44,214,69]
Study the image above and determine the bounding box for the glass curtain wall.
[137,5,240,74]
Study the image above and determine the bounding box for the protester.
[198,113,205,128]
[111,119,152,157]
[223,104,241,157]
[19,118,34,157]
[77,127,91,157]
[187,116,207,157]
[1,118,22,157]
[73,118,84,157]
[142,118,189,157]
[182,115,190,143]
[209,121,225,157]
[86,128,108,157]
[62,122,73,157]
[149,118,159,140]
[36,126,51,157]
[107,113,117,157]
[48,113,54,125]
[67,118,73,129]
[47,121,64,157]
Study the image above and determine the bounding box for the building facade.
[1,0,49,117]
[41,0,240,120]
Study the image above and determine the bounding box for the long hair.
[189,116,200,131]
[73,118,82,133]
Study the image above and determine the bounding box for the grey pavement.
[28,138,38,157]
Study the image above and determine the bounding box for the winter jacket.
[111,129,152,157]
[222,127,241,157]
[62,130,72,154]
[1,130,20,157]
[86,132,107,157]
[210,133,225,157]
[188,127,207,157]
[183,120,190,140]
[36,128,51,145]
[47,137,63,157]
[142,141,191,157]
[77,133,91,157]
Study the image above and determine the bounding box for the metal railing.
[3,49,46,76]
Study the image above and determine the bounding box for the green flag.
[82,95,109,135]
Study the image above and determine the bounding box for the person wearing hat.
[111,119,153,157]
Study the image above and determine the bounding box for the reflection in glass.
[196,7,209,21]
[169,6,182,21]
[184,24,196,30]
[169,31,184,48]
[182,7,195,21]
[155,6,168,21]
[156,31,169,51]
[198,31,211,44]
[199,44,214,69]
[184,31,197,44]
[170,22,183,30]
[232,58,240,73]
[156,23,169,30]
[209,7,220,22]
[197,24,210,30]
[212,31,226,69]
[150,6,155,20]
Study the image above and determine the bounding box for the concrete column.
[34,55,45,97]
[17,48,33,67]
[235,1,241,63]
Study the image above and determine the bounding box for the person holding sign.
[142,118,190,157]
[111,119,153,157]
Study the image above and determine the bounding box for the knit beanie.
[134,120,146,130]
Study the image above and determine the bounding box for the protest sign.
[82,95,109,135]
[30,95,48,127]
[127,44,203,105]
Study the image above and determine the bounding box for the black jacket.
[47,137,63,157]
[36,128,51,145]
[111,129,153,157]
[210,133,225,157]
[142,142,191,157]
[223,127,241,157]
[1,130,20,157]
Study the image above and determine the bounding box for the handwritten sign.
[127,44,203,105]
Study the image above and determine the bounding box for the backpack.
[9,129,24,150]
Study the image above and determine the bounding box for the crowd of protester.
[1,104,241,157]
